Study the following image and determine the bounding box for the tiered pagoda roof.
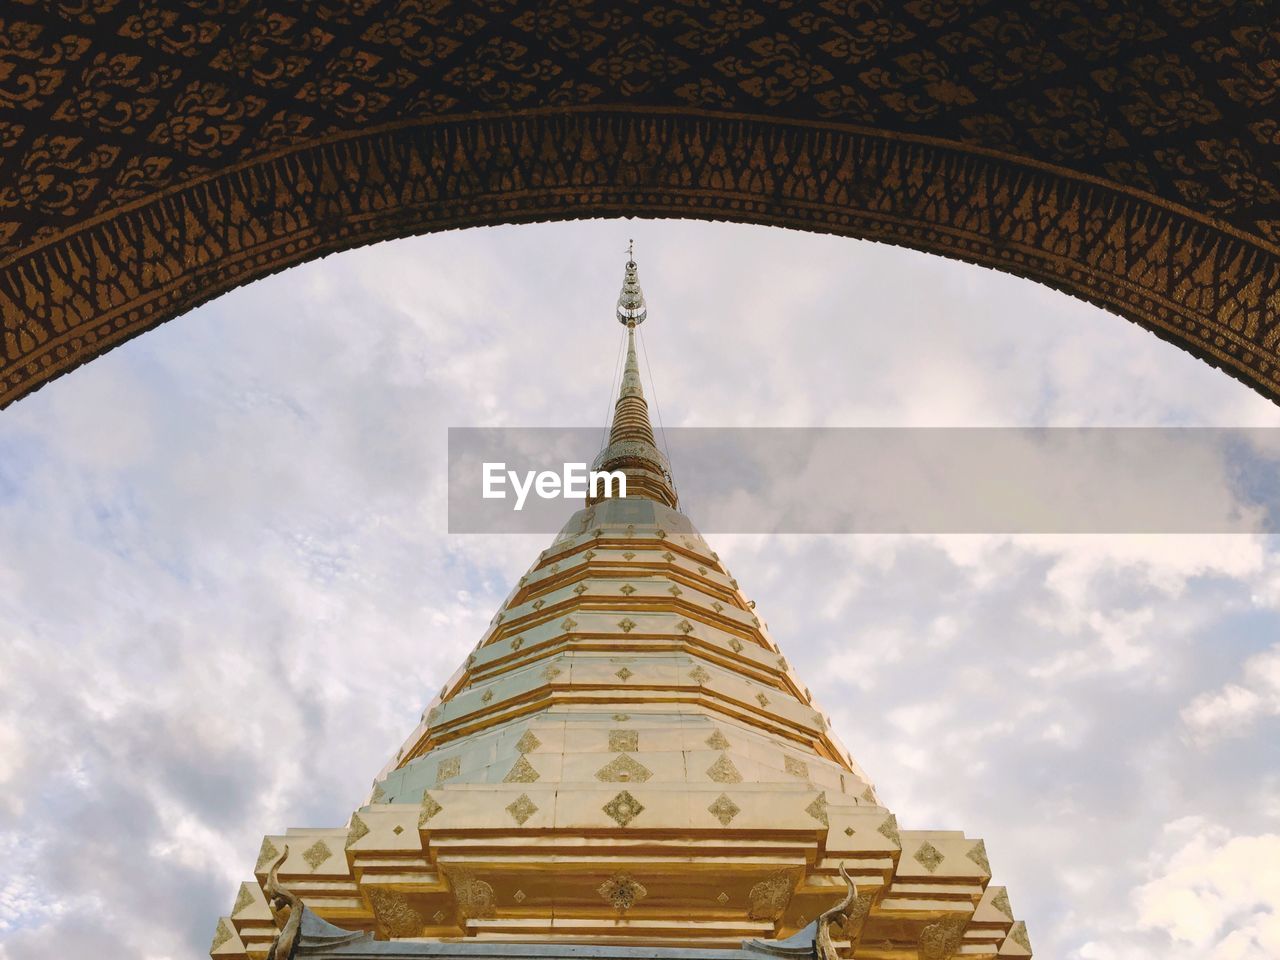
[212,254,1031,960]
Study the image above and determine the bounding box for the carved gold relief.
[449,872,497,920]
[598,874,647,913]
[918,914,967,960]
[747,870,795,921]
[914,840,944,872]
[1008,921,1032,952]
[506,793,538,826]
[436,756,461,784]
[967,838,990,873]
[302,839,332,870]
[516,729,542,753]
[595,753,652,783]
[707,793,741,826]
[367,887,426,938]
[706,729,730,750]
[210,918,233,952]
[603,789,644,827]
[707,754,743,784]
[878,813,901,845]
[503,755,540,783]
[254,838,280,874]
[806,792,829,826]
[609,729,638,752]
[231,882,255,916]
[418,792,443,826]
[991,888,1014,920]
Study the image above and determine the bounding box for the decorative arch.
[4,1,1280,407]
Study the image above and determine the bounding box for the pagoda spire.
[588,246,678,508]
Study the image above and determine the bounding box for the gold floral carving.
[255,838,280,874]
[1008,921,1032,952]
[878,814,901,845]
[210,918,234,952]
[506,793,538,826]
[596,753,652,783]
[918,914,968,960]
[449,873,496,919]
[806,792,829,826]
[706,729,731,750]
[419,792,443,826]
[516,730,542,753]
[301,839,332,870]
[707,793,741,826]
[231,882,255,916]
[436,756,461,784]
[598,874,647,913]
[504,756,540,783]
[707,754,743,784]
[345,814,369,849]
[914,840,945,872]
[367,887,426,938]
[990,888,1014,920]
[967,839,991,874]
[603,789,644,827]
[747,870,795,921]
[784,756,809,779]
[609,729,638,752]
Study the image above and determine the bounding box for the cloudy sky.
[2,220,1280,959]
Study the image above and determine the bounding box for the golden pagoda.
[211,252,1033,960]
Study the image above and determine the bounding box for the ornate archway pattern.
[3,1,1280,407]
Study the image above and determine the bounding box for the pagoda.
[211,252,1033,960]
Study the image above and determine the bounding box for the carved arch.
[3,2,1280,407]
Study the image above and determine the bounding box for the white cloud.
[1183,646,1280,742]
[1135,818,1280,959]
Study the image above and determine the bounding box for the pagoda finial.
[589,246,676,508]
[616,240,647,326]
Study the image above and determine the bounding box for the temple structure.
[211,254,1032,960]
